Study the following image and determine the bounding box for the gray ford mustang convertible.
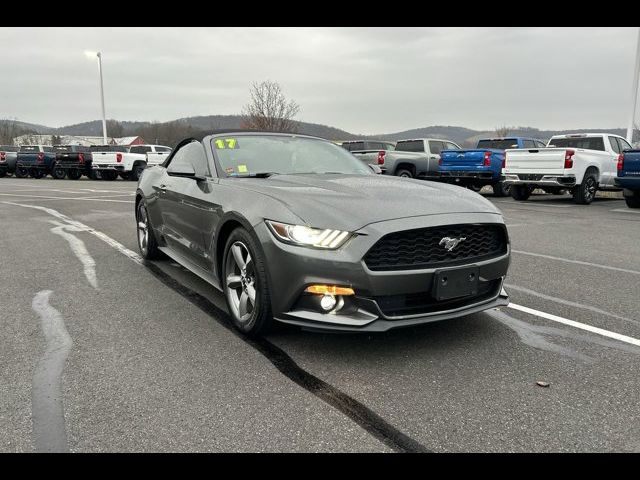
[135,131,510,335]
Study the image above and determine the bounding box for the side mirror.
[368,164,382,174]
[167,164,205,181]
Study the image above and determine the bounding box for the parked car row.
[343,133,639,208]
[343,136,542,197]
[0,144,172,180]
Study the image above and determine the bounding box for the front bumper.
[502,173,576,187]
[255,212,510,332]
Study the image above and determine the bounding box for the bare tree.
[106,119,124,138]
[241,80,300,132]
[494,125,510,137]
[0,118,36,145]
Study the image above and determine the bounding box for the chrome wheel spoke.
[239,291,249,318]
[226,274,242,289]
[232,244,246,269]
[246,284,256,304]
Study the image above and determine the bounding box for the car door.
[160,141,220,269]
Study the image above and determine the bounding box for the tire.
[130,163,146,181]
[222,227,273,336]
[30,169,44,179]
[573,172,598,205]
[624,193,640,208]
[67,169,82,180]
[468,184,483,193]
[14,166,28,178]
[102,170,118,181]
[51,166,66,179]
[0,170,6,178]
[492,181,511,197]
[511,184,533,201]
[136,199,162,260]
[395,168,414,178]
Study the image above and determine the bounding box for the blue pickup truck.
[615,149,640,208]
[437,137,547,196]
[15,145,57,178]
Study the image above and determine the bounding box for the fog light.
[320,294,337,311]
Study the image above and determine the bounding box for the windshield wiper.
[229,172,278,178]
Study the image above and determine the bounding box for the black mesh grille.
[371,279,501,317]
[364,224,507,271]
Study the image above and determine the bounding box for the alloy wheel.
[225,241,257,323]
[136,202,149,255]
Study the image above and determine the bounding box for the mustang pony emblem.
[439,236,466,252]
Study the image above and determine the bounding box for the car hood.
[225,174,502,232]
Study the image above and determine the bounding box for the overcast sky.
[1,27,639,134]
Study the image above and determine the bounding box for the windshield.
[477,139,519,150]
[211,135,372,176]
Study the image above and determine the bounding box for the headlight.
[265,220,353,249]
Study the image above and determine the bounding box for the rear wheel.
[130,163,146,181]
[14,166,28,178]
[624,192,640,208]
[223,228,273,336]
[395,168,413,178]
[0,170,6,178]
[136,199,161,259]
[511,184,533,201]
[572,173,597,205]
[30,169,44,179]
[102,170,118,181]
[67,169,82,180]
[492,181,510,197]
[51,166,66,179]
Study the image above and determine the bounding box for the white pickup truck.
[128,144,173,167]
[89,145,147,181]
[502,133,632,204]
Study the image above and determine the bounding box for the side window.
[522,140,535,148]
[445,142,460,150]
[368,142,385,151]
[167,141,210,176]
[617,137,632,151]
[608,136,621,154]
[428,141,445,155]
[535,140,546,148]
[130,146,142,154]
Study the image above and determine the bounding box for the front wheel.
[492,181,510,197]
[51,166,66,179]
[223,228,273,336]
[573,173,597,205]
[102,170,118,181]
[130,164,146,181]
[511,184,533,201]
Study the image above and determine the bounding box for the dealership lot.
[1,178,639,452]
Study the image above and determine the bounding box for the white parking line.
[611,208,640,214]
[0,193,134,203]
[512,250,640,276]
[508,303,640,348]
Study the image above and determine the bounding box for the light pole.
[627,28,640,145]
[85,51,108,144]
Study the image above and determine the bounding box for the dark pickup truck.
[0,145,19,177]
[51,145,93,180]
[615,149,640,208]
[438,137,548,196]
[15,145,57,178]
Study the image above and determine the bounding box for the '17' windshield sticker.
[214,138,238,149]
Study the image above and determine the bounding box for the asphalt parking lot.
[1,177,639,452]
